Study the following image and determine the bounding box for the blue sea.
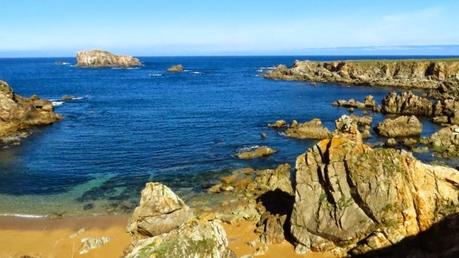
[0,56,447,216]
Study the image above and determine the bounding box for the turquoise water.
[0,56,445,216]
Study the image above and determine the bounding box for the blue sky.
[1,0,458,56]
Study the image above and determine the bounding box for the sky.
[0,0,458,57]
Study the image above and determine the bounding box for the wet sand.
[0,215,331,258]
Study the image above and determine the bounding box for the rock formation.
[376,115,422,138]
[0,80,61,143]
[278,119,330,139]
[127,182,192,239]
[332,95,378,111]
[126,182,235,258]
[381,91,433,116]
[291,121,459,256]
[265,59,459,89]
[423,125,459,157]
[235,146,276,159]
[268,119,287,129]
[167,64,184,72]
[76,50,141,67]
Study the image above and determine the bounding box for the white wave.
[0,213,47,218]
[237,145,260,153]
[52,101,64,107]
[149,73,163,77]
[191,71,201,74]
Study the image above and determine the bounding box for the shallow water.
[0,56,448,216]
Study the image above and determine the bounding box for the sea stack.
[76,50,142,67]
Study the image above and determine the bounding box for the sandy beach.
[0,215,331,258]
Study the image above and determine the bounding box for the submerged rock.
[235,146,276,159]
[125,219,235,258]
[284,119,330,139]
[376,115,422,138]
[0,80,61,143]
[167,64,184,72]
[76,50,141,67]
[79,236,111,254]
[127,182,192,239]
[291,126,459,256]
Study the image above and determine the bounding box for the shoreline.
[0,214,331,258]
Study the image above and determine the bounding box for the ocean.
[0,56,444,216]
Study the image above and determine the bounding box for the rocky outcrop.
[76,50,141,67]
[381,91,433,116]
[265,59,459,89]
[235,146,276,159]
[291,126,459,256]
[0,80,61,143]
[127,182,192,239]
[423,125,459,157]
[167,64,184,72]
[126,219,235,258]
[376,115,422,138]
[336,115,372,138]
[268,119,287,129]
[283,119,330,139]
[126,182,235,258]
[332,95,378,111]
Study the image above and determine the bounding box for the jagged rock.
[0,80,61,142]
[235,146,276,159]
[256,212,287,244]
[332,95,377,110]
[125,219,235,258]
[265,59,459,89]
[376,115,422,138]
[209,164,293,196]
[425,125,459,157]
[79,236,111,254]
[284,119,330,139]
[291,128,459,256]
[381,91,433,116]
[167,64,184,72]
[76,50,141,67]
[128,182,192,239]
[335,115,372,139]
[268,120,287,128]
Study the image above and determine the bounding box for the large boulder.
[76,50,142,67]
[381,91,433,116]
[235,146,276,160]
[291,128,459,256]
[376,115,422,138]
[167,64,184,72]
[0,80,61,141]
[128,182,192,239]
[284,119,330,139]
[125,219,235,258]
[424,125,459,157]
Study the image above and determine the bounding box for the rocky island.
[76,50,142,68]
[0,80,61,144]
[265,59,459,89]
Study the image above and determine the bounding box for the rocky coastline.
[0,80,61,145]
[76,50,142,67]
[265,59,459,89]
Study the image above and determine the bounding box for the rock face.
[376,115,422,138]
[381,91,433,116]
[424,125,459,157]
[167,64,184,72]
[291,128,459,256]
[265,59,459,89]
[127,182,235,258]
[128,182,192,239]
[235,146,276,159]
[125,220,234,258]
[284,119,330,139]
[0,80,61,142]
[76,50,141,67]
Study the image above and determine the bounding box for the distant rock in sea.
[167,64,184,72]
[0,80,61,144]
[76,50,142,68]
